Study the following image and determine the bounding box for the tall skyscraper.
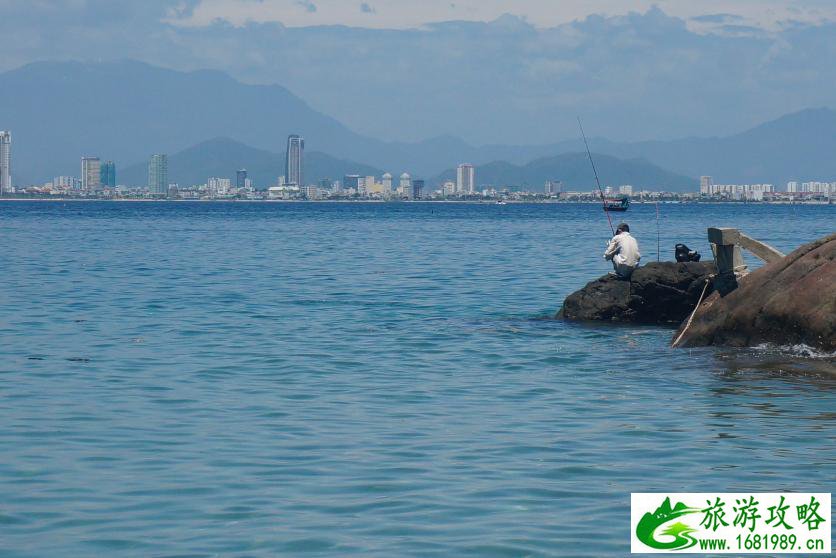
[286,135,304,186]
[100,161,116,188]
[81,156,101,191]
[148,154,168,195]
[457,163,475,193]
[0,131,10,195]
[236,169,248,190]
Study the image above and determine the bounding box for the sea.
[1,201,834,557]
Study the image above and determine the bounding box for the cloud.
[691,13,743,24]
[165,0,836,30]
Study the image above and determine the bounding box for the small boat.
[604,195,630,212]
[496,200,507,205]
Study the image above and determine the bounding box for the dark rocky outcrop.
[673,233,836,350]
[557,262,715,325]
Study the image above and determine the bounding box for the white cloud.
[169,0,836,30]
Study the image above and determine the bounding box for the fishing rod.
[577,117,615,236]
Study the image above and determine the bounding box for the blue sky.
[2,1,835,144]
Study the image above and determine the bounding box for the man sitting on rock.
[604,222,641,279]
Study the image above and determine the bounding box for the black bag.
[675,243,702,262]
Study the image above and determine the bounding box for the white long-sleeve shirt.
[603,231,641,268]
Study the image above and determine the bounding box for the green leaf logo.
[636,497,700,550]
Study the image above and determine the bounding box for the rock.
[673,232,836,350]
[557,261,715,325]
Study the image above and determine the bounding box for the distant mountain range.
[1,60,834,190]
[434,153,697,191]
[119,138,383,188]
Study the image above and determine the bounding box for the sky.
[1,0,835,144]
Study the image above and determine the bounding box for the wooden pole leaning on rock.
[707,227,785,296]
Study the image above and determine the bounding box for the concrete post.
[707,227,785,296]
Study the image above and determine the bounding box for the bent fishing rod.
[577,117,615,237]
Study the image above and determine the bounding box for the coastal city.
[0,131,834,203]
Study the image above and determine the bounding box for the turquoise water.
[0,201,834,557]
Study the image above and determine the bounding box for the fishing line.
[577,117,615,236]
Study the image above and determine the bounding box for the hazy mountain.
[119,138,383,188]
[1,61,832,187]
[0,60,385,184]
[435,153,697,192]
[583,108,836,186]
[0,59,501,183]
[446,107,836,186]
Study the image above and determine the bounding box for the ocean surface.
[1,201,834,557]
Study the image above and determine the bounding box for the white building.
[0,131,11,194]
[544,180,561,195]
[618,185,633,195]
[399,173,412,198]
[456,163,475,193]
[53,176,80,190]
[699,176,713,195]
[207,177,232,196]
[304,185,319,199]
[382,172,393,192]
[443,181,456,196]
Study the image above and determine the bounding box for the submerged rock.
[673,233,836,350]
[557,261,715,325]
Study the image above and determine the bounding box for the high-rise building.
[286,135,304,186]
[81,156,101,191]
[399,173,412,198]
[382,173,393,192]
[618,185,633,195]
[457,163,475,193]
[100,161,116,188]
[236,169,248,190]
[0,131,11,194]
[412,179,425,200]
[700,176,713,195]
[148,154,168,195]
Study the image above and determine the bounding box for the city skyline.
[0,126,834,200]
